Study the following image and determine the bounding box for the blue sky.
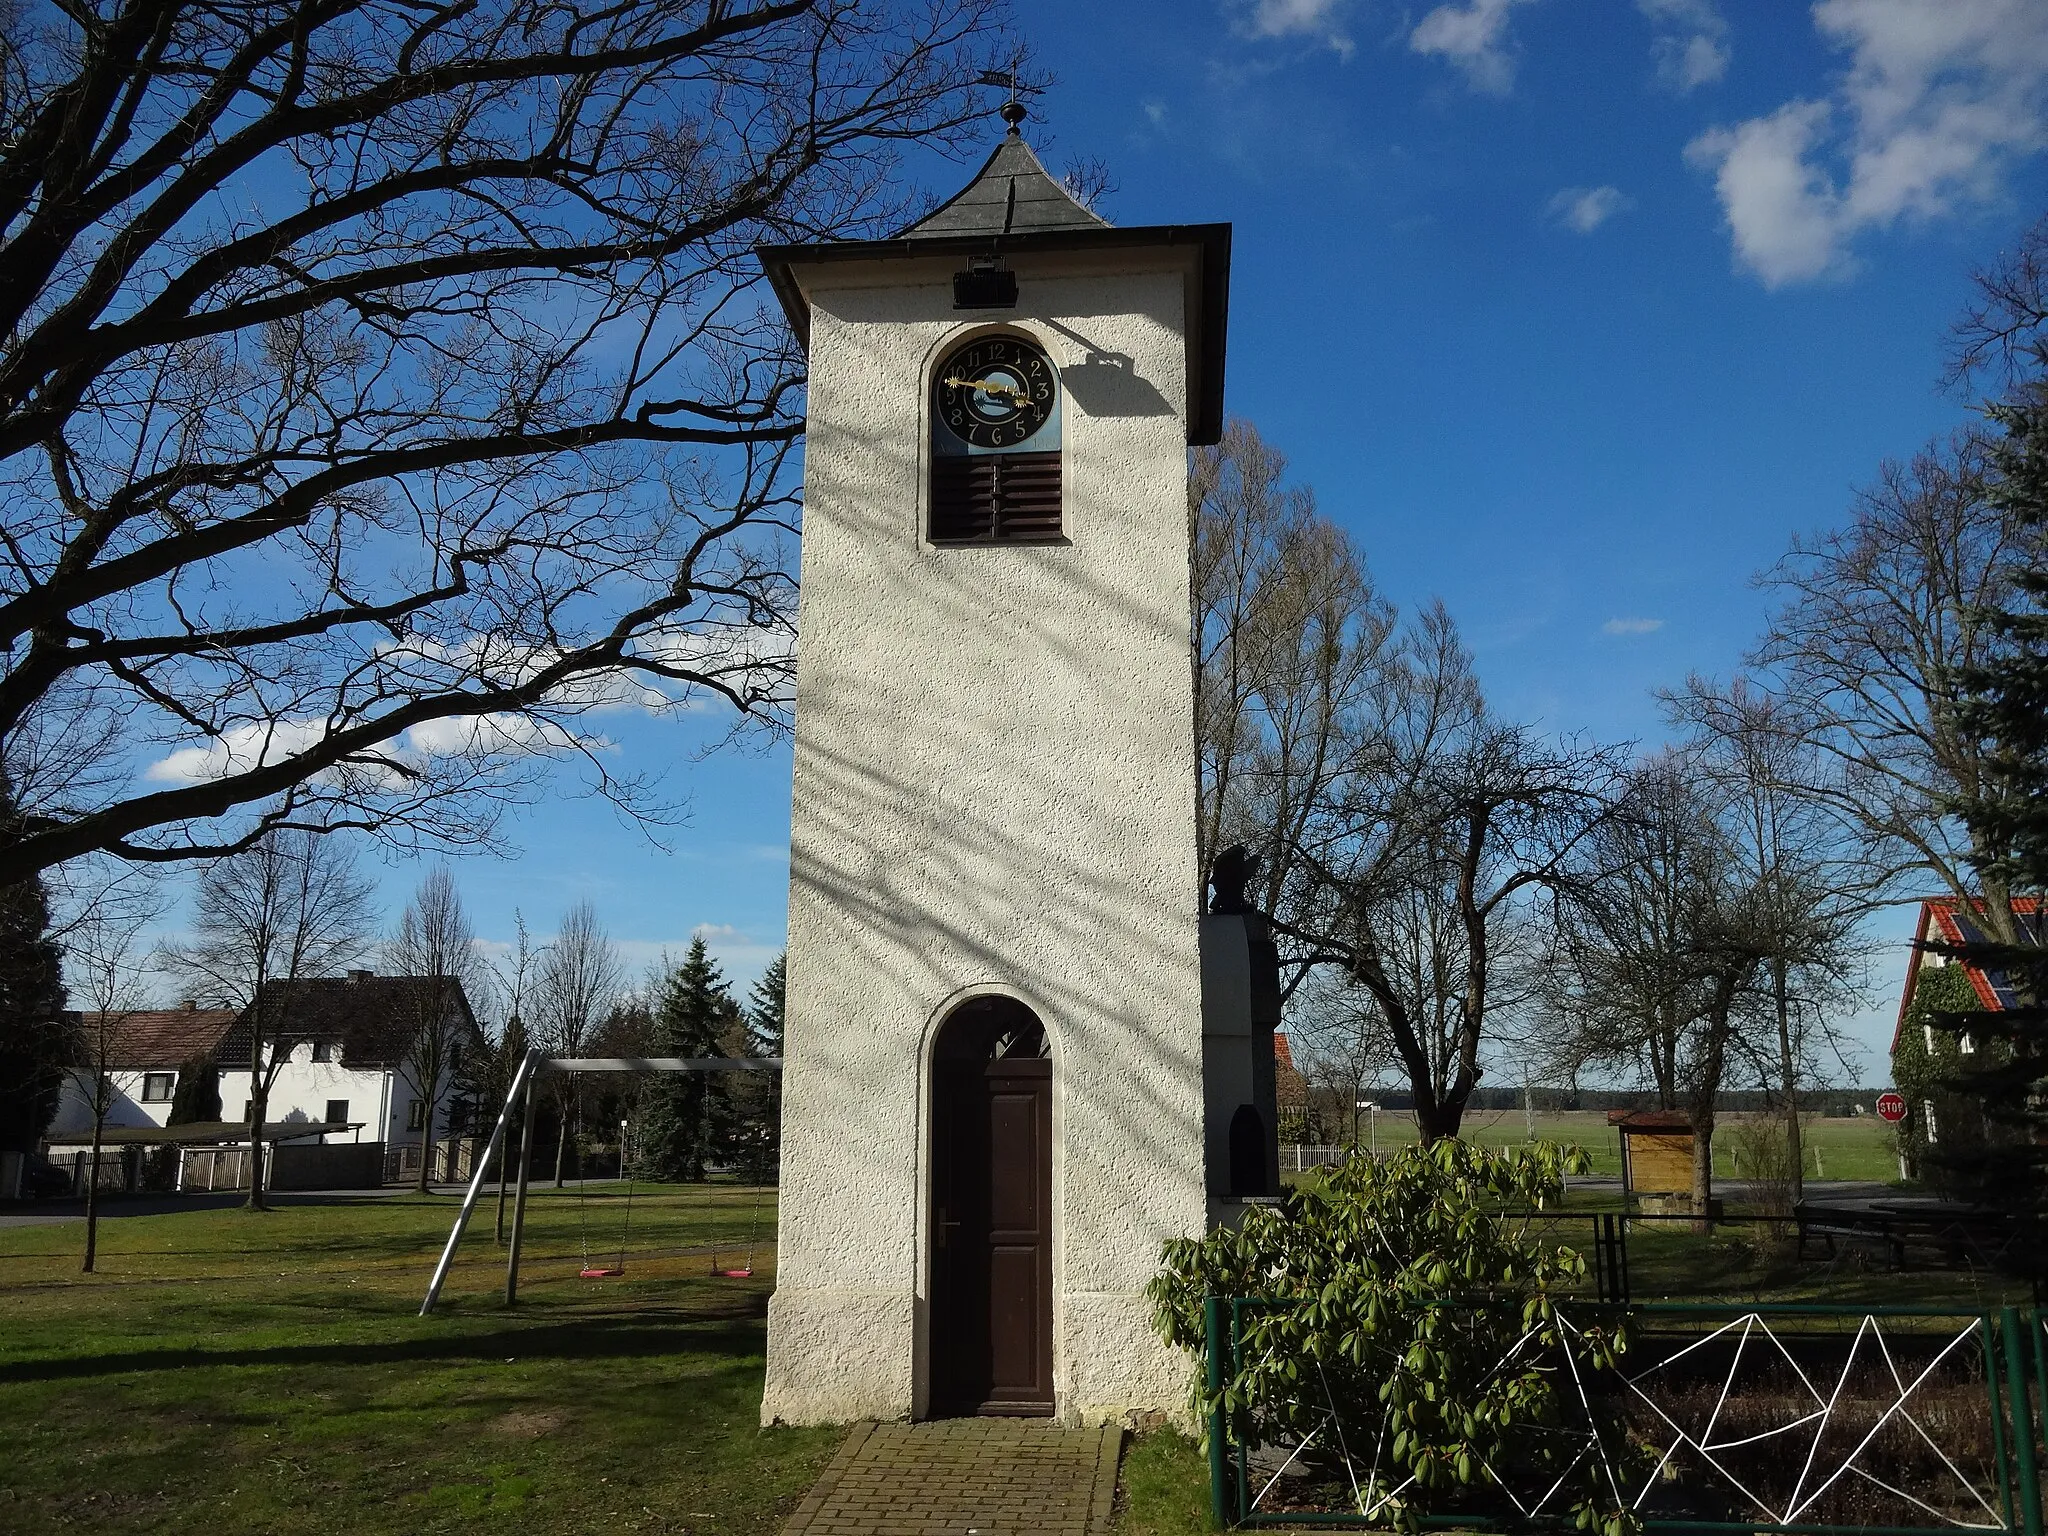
[149,0,2048,1080]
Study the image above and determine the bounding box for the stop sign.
[1876,1091,1907,1123]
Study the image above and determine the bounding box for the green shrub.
[1148,1139,1637,1534]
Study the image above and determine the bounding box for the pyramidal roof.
[902,128,1108,240]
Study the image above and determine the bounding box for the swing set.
[419,1049,782,1315]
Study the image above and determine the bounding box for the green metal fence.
[1203,1297,2047,1534]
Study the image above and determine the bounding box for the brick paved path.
[779,1419,1123,1536]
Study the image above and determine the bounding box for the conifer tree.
[736,954,787,1183]
[748,954,787,1060]
[1936,373,2048,1252]
[0,777,67,1165]
[638,939,734,1182]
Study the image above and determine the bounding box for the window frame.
[141,1071,176,1103]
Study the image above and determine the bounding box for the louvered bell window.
[929,451,1062,543]
[929,332,1063,544]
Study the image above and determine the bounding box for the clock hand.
[943,374,1031,404]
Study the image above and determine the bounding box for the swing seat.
[714,1267,753,1278]
[580,1266,624,1278]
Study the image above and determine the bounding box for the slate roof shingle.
[900,131,1107,240]
[215,972,475,1070]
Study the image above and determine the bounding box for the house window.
[141,1072,175,1103]
[406,1099,426,1132]
[928,332,1063,543]
[1924,1024,1937,1052]
[1961,1032,1977,1055]
[1923,1100,1939,1144]
[325,1099,349,1125]
[313,1042,339,1064]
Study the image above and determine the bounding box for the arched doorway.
[929,995,1053,1416]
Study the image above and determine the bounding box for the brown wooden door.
[931,1055,1053,1415]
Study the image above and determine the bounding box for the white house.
[48,1003,239,1135]
[213,970,481,1170]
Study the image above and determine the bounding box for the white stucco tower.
[756,116,1231,1426]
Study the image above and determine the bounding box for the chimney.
[347,969,374,983]
[181,999,197,1012]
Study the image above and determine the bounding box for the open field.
[1311,1108,1902,1183]
[0,1184,833,1536]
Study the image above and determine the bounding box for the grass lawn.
[0,1183,837,1536]
[1297,1109,1902,1184]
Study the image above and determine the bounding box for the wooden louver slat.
[930,451,1062,543]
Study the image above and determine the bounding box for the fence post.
[1233,1300,1252,1526]
[2004,1307,2043,1536]
[1987,1314,2019,1533]
[1205,1296,1229,1527]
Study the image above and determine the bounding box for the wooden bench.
[1794,1201,2009,1271]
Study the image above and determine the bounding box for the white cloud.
[1547,185,1631,233]
[144,718,331,785]
[1639,0,1730,92]
[1233,0,1355,56]
[1410,0,1538,96]
[1687,0,2048,288]
[143,711,600,788]
[1603,616,1665,635]
[1143,100,1168,126]
[400,713,593,759]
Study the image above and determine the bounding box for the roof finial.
[1001,66,1026,135]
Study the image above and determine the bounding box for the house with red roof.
[48,1001,239,1135]
[1889,896,2042,1056]
[1889,896,2041,1178]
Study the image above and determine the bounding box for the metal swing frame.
[418,1049,782,1315]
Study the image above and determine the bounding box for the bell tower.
[756,117,1230,1425]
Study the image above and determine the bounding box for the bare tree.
[1287,712,1626,1143]
[1669,680,1873,1202]
[1191,419,1396,905]
[1752,431,2030,939]
[0,0,1022,886]
[58,870,163,1270]
[173,829,376,1208]
[1288,969,1397,1147]
[387,866,480,1191]
[531,900,622,1186]
[486,911,541,1240]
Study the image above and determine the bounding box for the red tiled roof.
[1890,897,2044,1054]
[65,1007,239,1069]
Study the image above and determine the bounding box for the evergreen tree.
[638,939,735,1182]
[1935,376,2048,1257]
[735,953,787,1183]
[167,1056,223,1125]
[0,778,67,1159]
[748,954,786,1059]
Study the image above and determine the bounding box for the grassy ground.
[1114,1430,1214,1534]
[1296,1109,1902,1183]
[0,1183,834,1536]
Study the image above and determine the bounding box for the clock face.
[934,335,1056,450]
